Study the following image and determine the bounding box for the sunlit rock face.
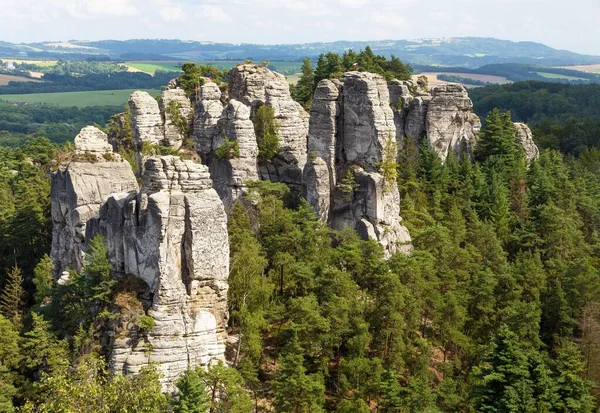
[304,73,412,258]
[50,126,138,277]
[87,156,229,389]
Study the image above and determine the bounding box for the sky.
[1,0,599,55]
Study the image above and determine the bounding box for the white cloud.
[160,5,186,22]
[193,5,233,23]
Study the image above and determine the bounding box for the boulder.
[514,122,539,162]
[74,126,113,154]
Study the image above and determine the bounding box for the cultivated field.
[1,59,57,67]
[126,60,303,75]
[0,74,42,86]
[557,64,600,74]
[536,72,587,81]
[0,89,160,107]
[413,72,511,88]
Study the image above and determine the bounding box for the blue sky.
[2,0,599,55]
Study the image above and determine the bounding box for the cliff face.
[514,122,539,161]
[305,73,412,257]
[50,126,138,277]
[86,156,229,387]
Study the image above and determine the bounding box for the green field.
[0,89,161,107]
[536,72,587,81]
[127,60,303,75]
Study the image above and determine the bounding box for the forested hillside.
[1,93,600,412]
[470,81,600,155]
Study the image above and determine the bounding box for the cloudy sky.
[1,0,599,55]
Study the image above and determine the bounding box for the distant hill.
[1,37,599,68]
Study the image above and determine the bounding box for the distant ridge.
[1,37,599,68]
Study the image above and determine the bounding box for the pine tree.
[553,340,595,413]
[293,58,314,110]
[0,315,20,413]
[33,254,53,305]
[0,266,25,331]
[173,368,210,413]
[313,54,329,90]
[476,326,536,413]
[271,332,325,413]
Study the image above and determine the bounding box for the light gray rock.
[50,137,138,277]
[88,156,229,389]
[210,100,260,206]
[74,126,113,154]
[228,64,309,185]
[129,91,164,147]
[304,72,412,257]
[404,95,432,144]
[194,82,224,159]
[340,71,397,168]
[425,84,480,162]
[160,88,192,150]
[514,122,539,162]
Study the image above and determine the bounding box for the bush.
[215,138,240,160]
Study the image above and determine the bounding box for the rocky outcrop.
[389,82,480,161]
[514,122,539,161]
[228,64,309,186]
[87,156,229,388]
[50,127,138,277]
[160,88,192,150]
[194,82,224,159]
[425,85,481,162]
[129,91,164,147]
[304,73,412,257]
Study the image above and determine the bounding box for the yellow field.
[0,74,42,85]
[557,64,600,74]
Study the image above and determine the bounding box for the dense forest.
[1,92,600,411]
[0,71,178,95]
[470,82,600,155]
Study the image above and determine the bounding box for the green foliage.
[337,169,360,200]
[0,266,25,331]
[312,46,413,91]
[172,361,252,413]
[138,315,156,332]
[32,255,53,305]
[165,100,189,137]
[292,58,314,109]
[254,105,280,161]
[377,133,399,193]
[215,138,240,161]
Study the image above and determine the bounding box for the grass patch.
[0,89,161,107]
[536,72,587,81]
[126,62,183,74]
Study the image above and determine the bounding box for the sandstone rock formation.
[514,122,539,161]
[228,64,309,186]
[86,156,229,387]
[194,82,225,159]
[160,88,192,150]
[305,73,412,257]
[50,127,138,277]
[389,82,480,162]
[129,91,164,147]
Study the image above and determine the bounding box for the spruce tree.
[293,58,314,110]
[0,266,25,331]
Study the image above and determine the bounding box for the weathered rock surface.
[87,156,229,388]
[128,91,164,147]
[514,122,539,161]
[210,100,260,206]
[50,128,138,277]
[389,82,481,162]
[194,82,224,159]
[160,88,192,150]
[304,73,412,257]
[74,126,113,154]
[228,64,309,186]
[425,85,481,162]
